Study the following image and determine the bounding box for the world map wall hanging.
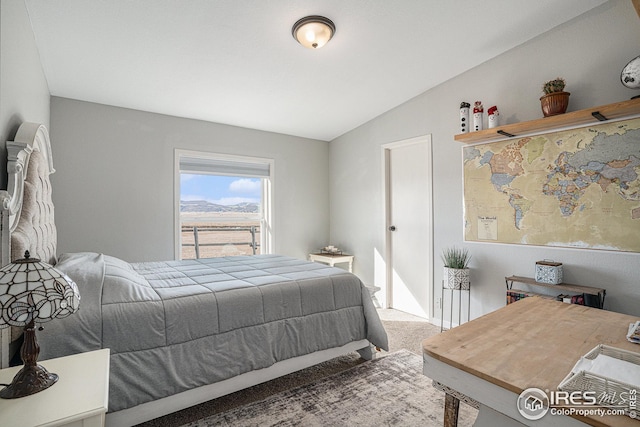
[463,117,640,252]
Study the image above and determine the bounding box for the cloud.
[229,178,261,194]
[181,174,197,182]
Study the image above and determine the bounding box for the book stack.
[627,320,640,344]
[506,290,529,304]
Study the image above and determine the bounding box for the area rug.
[180,350,478,427]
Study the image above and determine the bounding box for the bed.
[0,122,388,426]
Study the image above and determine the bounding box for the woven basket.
[540,92,570,117]
[558,344,640,418]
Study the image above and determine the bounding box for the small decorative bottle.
[473,101,484,131]
[459,102,470,134]
[487,105,499,129]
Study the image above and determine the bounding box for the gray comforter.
[38,252,388,412]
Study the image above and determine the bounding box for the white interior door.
[385,136,432,319]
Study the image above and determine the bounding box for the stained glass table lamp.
[0,251,80,398]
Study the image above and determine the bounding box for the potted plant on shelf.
[441,246,471,290]
[540,77,570,117]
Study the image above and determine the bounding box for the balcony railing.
[181,224,260,259]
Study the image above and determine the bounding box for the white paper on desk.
[628,321,640,343]
[572,354,640,388]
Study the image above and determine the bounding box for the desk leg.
[348,259,353,273]
[444,393,460,427]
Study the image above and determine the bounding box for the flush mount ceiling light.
[292,15,336,49]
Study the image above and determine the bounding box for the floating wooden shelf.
[455,97,640,144]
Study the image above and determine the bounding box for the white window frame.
[174,149,274,260]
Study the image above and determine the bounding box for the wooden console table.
[423,297,640,427]
[506,276,606,309]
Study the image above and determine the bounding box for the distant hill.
[180,200,259,213]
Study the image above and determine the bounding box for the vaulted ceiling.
[25,0,607,141]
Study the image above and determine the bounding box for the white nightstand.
[308,253,354,272]
[0,348,110,427]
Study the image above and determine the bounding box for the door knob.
[388,225,396,231]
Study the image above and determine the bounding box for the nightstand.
[0,348,110,427]
[308,253,354,272]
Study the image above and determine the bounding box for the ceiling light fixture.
[292,15,335,49]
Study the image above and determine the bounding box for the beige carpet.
[137,311,478,426]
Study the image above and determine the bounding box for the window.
[175,150,273,259]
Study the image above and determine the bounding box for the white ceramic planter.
[444,267,470,290]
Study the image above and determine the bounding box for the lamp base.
[0,363,58,399]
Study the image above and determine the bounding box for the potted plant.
[441,246,471,290]
[540,77,570,117]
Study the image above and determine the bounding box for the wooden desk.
[423,297,640,427]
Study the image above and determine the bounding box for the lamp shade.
[292,16,335,49]
[0,251,80,398]
[0,251,79,328]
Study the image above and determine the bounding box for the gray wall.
[329,0,640,318]
[50,98,329,262]
[0,0,50,187]
[0,0,50,368]
[6,0,639,319]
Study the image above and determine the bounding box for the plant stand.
[440,280,471,332]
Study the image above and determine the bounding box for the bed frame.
[109,340,372,426]
[1,122,377,426]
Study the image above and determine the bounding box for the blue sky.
[181,174,261,205]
